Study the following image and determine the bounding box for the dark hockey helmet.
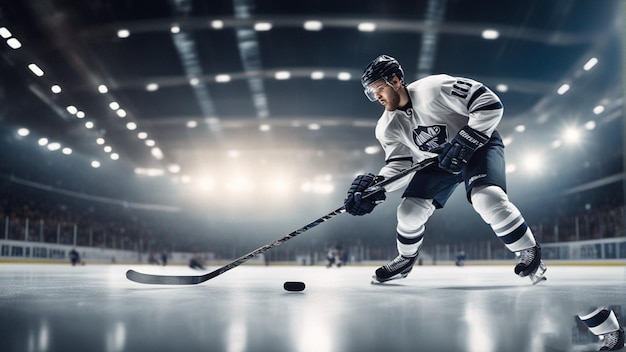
[361,54,404,101]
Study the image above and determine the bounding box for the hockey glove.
[344,173,386,216]
[438,125,489,174]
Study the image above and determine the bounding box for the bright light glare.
[145,139,156,147]
[76,111,85,118]
[51,85,62,93]
[259,124,271,132]
[364,145,381,154]
[275,71,290,80]
[126,122,137,130]
[91,161,101,168]
[168,164,181,173]
[109,102,120,110]
[337,72,351,81]
[137,132,148,139]
[96,138,105,145]
[593,105,604,115]
[311,71,324,80]
[110,153,119,160]
[62,148,72,155]
[562,127,581,145]
[116,109,127,118]
[38,138,48,146]
[269,179,290,194]
[496,84,508,92]
[151,147,164,160]
[0,27,11,39]
[85,121,94,129]
[584,121,596,130]
[215,74,231,83]
[211,20,224,29]
[557,84,570,95]
[522,153,544,174]
[66,105,78,115]
[187,120,198,128]
[17,128,30,137]
[103,145,112,153]
[514,125,526,133]
[254,22,272,31]
[146,83,159,91]
[98,85,108,93]
[171,25,180,34]
[301,181,334,194]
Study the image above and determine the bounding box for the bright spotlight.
[17,128,30,137]
[522,153,544,174]
[562,127,581,145]
[91,161,101,168]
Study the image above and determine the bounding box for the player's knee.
[470,185,508,222]
[397,198,434,231]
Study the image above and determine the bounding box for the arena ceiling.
[0,0,623,196]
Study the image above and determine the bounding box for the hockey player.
[344,54,546,284]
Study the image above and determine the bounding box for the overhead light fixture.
[117,29,130,38]
[116,109,127,118]
[593,105,605,115]
[66,106,78,115]
[126,122,137,130]
[85,121,94,129]
[171,25,180,34]
[0,27,11,39]
[28,63,44,77]
[98,85,108,94]
[259,124,271,132]
[38,138,48,146]
[146,83,159,91]
[254,22,272,31]
[6,38,21,49]
[109,102,120,110]
[303,21,323,31]
[311,71,324,80]
[47,142,61,151]
[17,128,30,137]
[187,120,198,128]
[481,29,499,40]
[358,23,376,32]
[189,77,200,86]
[211,20,224,29]
[337,72,351,81]
[145,139,156,147]
[96,138,105,145]
[515,125,526,133]
[275,71,290,80]
[496,84,508,92]
[583,57,598,71]
[110,153,119,160]
[51,85,62,94]
[557,83,570,95]
[137,132,148,139]
[215,74,231,83]
[91,161,101,168]
[103,146,112,153]
[62,148,72,155]
[76,111,85,119]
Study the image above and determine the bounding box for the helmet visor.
[362,79,392,102]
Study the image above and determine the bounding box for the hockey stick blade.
[126,158,437,285]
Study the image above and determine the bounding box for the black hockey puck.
[283,281,305,292]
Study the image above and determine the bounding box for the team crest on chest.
[412,125,447,151]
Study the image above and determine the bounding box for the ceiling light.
[98,85,108,94]
[145,139,156,147]
[109,102,120,110]
[0,27,11,39]
[308,123,321,130]
[259,124,271,132]
[116,109,127,118]
[358,23,376,32]
[146,83,159,91]
[187,120,198,128]
[481,29,499,40]
[303,21,323,31]
[337,72,351,81]
[96,138,105,145]
[168,164,181,173]
[211,20,224,29]
[151,148,164,160]
[66,106,78,115]
[496,84,508,92]
[593,105,605,115]
[47,142,61,151]
[311,71,324,80]
[85,121,94,129]
[515,125,526,133]
[583,57,598,71]
[557,84,570,95]
[189,77,200,86]
[584,121,596,130]
[103,146,112,153]
[215,74,231,83]
[254,22,272,31]
[38,138,48,146]
[28,63,44,77]
[137,132,148,139]
[110,153,119,160]
[91,161,101,168]
[51,85,62,94]
[62,148,72,155]
[17,128,29,137]
[7,38,21,49]
[76,111,85,118]
[126,122,137,130]
[275,71,290,80]
[364,145,381,154]
[171,25,180,34]
[562,127,581,144]
[117,29,130,38]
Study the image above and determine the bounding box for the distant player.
[345,55,546,284]
[69,248,80,266]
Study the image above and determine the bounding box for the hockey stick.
[126,157,438,285]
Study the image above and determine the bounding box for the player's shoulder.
[407,74,455,90]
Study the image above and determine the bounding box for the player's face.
[369,77,401,111]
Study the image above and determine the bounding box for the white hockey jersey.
[375,74,504,192]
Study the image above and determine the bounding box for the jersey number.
[451,80,472,99]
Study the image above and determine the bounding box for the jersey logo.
[412,125,447,151]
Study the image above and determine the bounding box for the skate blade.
[527,261,547,285]
[370,273,407,284]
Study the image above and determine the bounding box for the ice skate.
[600,327,625,351]
[514,244,547,284]
[371,253,418,283]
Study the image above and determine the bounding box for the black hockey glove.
[438,125,489,174]
[344,173,386,216]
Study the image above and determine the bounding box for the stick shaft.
[126,158,437,285]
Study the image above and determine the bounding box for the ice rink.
[0,262,624,352]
